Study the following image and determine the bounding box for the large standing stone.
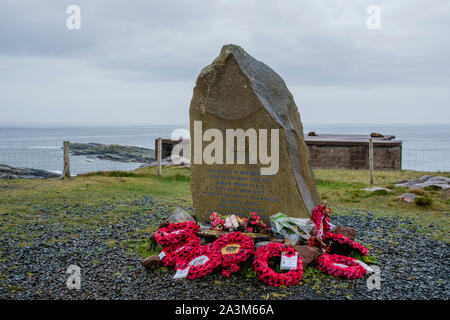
[189,44,320,223]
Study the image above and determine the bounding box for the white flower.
[224,217,233,230]
[224,215,239,231]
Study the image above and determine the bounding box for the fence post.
[369,137,374,185]
[63,141,71,179]
[157,137,162,176]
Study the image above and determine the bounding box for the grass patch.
[0,167,448,242]
[125,237,161,258]
[414,196,433,207]
[80,166,191,182]
[238,260,257,278]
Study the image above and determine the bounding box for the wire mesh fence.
[0,149,63,174]
[0,142,449,176]
[0,148,144,176]
[402,147,450,172]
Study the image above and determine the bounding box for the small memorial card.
[158,251,166,260]
[280,252,298,270]
[173,266,190,279]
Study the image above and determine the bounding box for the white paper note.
[280,252,298,270]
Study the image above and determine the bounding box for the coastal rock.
[397,193,417,203]
[139,155,190,168]
[168,207,196,223]
[0,163,60,179]
[69,142,155,163]
[141,255,161,270]
[333,225,357,241]
[361,187,391,193]
[189,44,320,222]
[294,245,320,266]
[395,175,450,190]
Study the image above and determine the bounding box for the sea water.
[0,123,448,175]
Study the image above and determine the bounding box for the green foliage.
[126,237,161,258]
[424,185,442,191]
[371,189,389,196]
[79,167,191,182]
[238,259,257,278]
[316,179,363,189]
[352,253,378,265]
[81,170,140,177]
[414,196,433,207]
[410,189,426,196]
[301,266,332,284]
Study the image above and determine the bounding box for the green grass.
[314,169,449,241]
[414,196,433,206]
[0,167,448,243]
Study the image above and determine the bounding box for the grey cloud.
[0,0,449,123]
[0,0,448,86]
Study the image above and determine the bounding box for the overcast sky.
[1,0,449,125]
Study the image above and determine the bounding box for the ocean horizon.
[0,122,449,174]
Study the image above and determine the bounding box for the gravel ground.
[0,196,448,300]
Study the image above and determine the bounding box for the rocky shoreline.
[69,142,155,163]
[0,163,60,179]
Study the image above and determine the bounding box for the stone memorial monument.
[189,44,320,223]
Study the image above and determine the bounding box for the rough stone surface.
[397,193,417,203]
[190,44,319,222]
[168,207,196,223]
[395,175,450,190]
[294,245,320,266]
[333,226,357,241]
[142,256,161,270]
[362,187,391,193]
[0,163,60,179]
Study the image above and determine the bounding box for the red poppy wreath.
[160,235,202,267]
[317,254,366,279]
[323,232,368,256]
[174,244,222,279]
[209,232,255,276]
[154,221,199,246]
[253,243,303,287]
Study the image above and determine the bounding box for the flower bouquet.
[209,211,268,234]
